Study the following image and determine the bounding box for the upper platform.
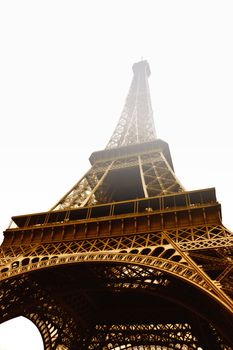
[90,139,174,170]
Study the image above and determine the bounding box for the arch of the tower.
[1,59,233,350]
[1,258,233,349]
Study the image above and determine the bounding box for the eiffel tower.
[0,60,233,350]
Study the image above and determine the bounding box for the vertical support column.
[138,155,149,198]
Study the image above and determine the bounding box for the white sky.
[0,1,233,349]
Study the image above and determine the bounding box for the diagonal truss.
[106,60,156,149]
[51,161,114,210]
[0,60,233,349]
[52,151,184,210]
[88,323,201,349]
[0,276,83,350]
[51,60,184,211]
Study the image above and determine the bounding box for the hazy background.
[0,0,233,349]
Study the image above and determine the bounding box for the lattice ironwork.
[1,224,232,263]
[87,323,201,349]
[0,276,83,349]
[52,151,184,210]
[1,60,233,349]
[52,161,114,210]
[51,60,183,210]
[139,152,184,196]
[1,260,232,349]
[106,60,156,149]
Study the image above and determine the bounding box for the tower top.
[50,60,184,211]
[106,59,156,149]
[132,60,151,77]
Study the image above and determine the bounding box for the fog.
[0,1,233,349]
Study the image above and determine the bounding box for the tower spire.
[50,60,184,210]
[106,60,157,149]
[1,60,233,350]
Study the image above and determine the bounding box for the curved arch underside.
[1,261,233,350]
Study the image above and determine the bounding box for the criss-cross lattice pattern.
[0,276,82,350]
[88,323,201,349]
[1,262,232,349]
[52,152,184,210]
[106,60,156,149]
[50,60,183,211]
[1,60,233,349]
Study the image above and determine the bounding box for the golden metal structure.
[1,60,233,349]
